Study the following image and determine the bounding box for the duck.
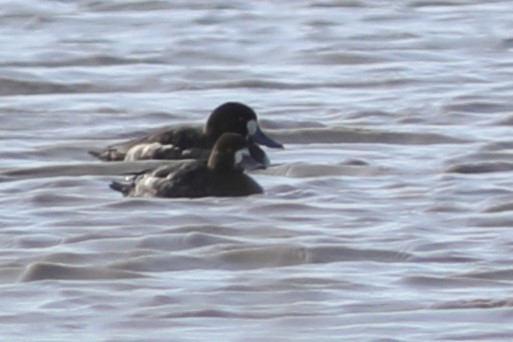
[89,102,283,166]
[110,133,264,198]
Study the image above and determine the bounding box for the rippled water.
[2,0,513,340]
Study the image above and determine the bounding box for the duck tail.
[88,149,108,160]
[109,181,133,196]
[88,148,125,161]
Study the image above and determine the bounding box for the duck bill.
[245,143,270,169]
[251,126,283,148]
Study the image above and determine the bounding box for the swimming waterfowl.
[89,102,283,165]
[110,133,264,198]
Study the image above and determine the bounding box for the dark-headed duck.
[89,102,283,165]
[110,133,264,198]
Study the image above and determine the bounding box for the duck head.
[205,102,283,149]
[207,133,267,172]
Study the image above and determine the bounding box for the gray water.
[2,0,513,340]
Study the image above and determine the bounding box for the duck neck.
[207,151,242,174]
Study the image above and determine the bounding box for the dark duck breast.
[110,133,265,198]
[89,102,283,166]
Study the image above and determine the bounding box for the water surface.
[2,0,513,340]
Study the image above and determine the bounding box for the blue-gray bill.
[245,144,270,169]
[251,126,283,149]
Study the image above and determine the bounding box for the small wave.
[298,51,391,65]
[479,141,513,152]
[136,232,237,251]
[447,151,513,165]
[433,298,513,310]
[483,201,513,213]
[401,275,505,289]
[86,0,173,12]
[309,1,365,8]
[444,101,513,114]
[109,243,413,273]
[19,262,145,282]
[110,254,208,273]
[445,162,513,174]
[216,244,412,269]
[0,160,170,179]
[0,77,90,96]
[272,127,468,145]
[409,1,464,9]
[15,234,62,248]
[262,161,381,178]
[1,55,164,68]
